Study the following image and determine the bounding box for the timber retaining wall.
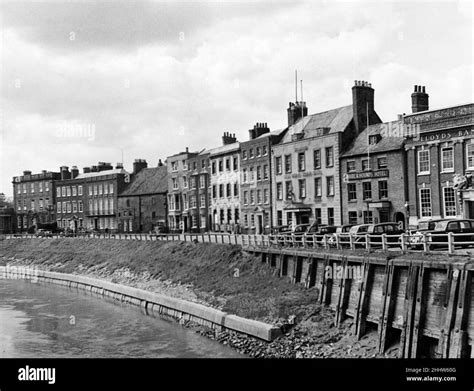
[246,247,474,358]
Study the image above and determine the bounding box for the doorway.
[257,215,263,234]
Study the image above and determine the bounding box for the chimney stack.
[249,122,270,140]
[97,162,113,172]
[222,132,237,145]
[287,101,308,127]
[60,166,70,180]
[133,159,148,174]
[411,85,429,113]
[352,80,376,134]
[83,167,91,174]
[23,170,32,176]
[115,162,123,169]
[71,166,79,179]
[158,159,163,167]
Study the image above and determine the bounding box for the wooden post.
[399,264,417,358]
[335,256,349,326]
[381,234,387,251]
[304,256,315,288]
[437,267,459,358]
[423,233,429,252]
[318,255,332,305]
[447,232,454,254]
[354,259,372,340]
[349,234,354,250]
[449,268,470,358]
[378,260,396,354]
[410,265,426,358]
[400,234,407,252]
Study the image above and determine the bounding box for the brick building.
[184,151,211,232]
[166,148,199,231]
[54,165,86,231]
[239,122,287,233]
[0,194,15,234]
[209,133,241,232]
[118,160,168,233]
[13,169,60,231]
[404,86,474,225]
[272,81,382,228]
[341,120,407,227]
[74,162,130,232]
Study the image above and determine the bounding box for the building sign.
[413,128,474,144]
[344,169,389,181]
[284,171,327,180]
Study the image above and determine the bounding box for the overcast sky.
[1,0,472,197]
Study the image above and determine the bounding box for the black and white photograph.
[0,0,473,389]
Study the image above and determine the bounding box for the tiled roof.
[208,142,240,157]
[75,168,128,179]
[119,166,168,196]
[256,128,287,139]
[341,120,405,157]
[280,105,353,143]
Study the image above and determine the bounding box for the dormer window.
[369,134,381,145]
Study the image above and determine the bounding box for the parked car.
[153,224,169,234]
[399,220,442,249]
[348,224,371,247]
[365,222,405,246]
[327,225,354,247]
[36,229,53,238]
[425,219,474,248]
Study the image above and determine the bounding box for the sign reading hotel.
[343,169,389,182]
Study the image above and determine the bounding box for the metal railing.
[1,232,473,254]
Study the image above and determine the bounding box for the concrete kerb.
[0,266,280,342]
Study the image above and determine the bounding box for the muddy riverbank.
[1,238,398,358]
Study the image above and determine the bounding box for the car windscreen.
[433,221,449,231]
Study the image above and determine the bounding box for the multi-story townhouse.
[54,166,87,231]
[185,151,211,232]
[117,160,168,233]
[404,86,474,224]
[272,81,382,228]
[75,162,130,232]
[12,169,61,231]
[166,148,199,231]
[340,120,407,227]
[240,122,287,234]
[209,132,241,232]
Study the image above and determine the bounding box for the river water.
[0,279,242,358]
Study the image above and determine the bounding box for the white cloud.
[1,1,472,196]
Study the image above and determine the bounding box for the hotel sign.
[344,169,389,181]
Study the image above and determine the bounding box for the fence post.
[400,234,406,252]
[323,234,328,249]
[365,235,370,252]
[423,233,429,252]
[382,234,387,251]
[349,234,354,250]
[448,232,454,254]
[336,233,340,250]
